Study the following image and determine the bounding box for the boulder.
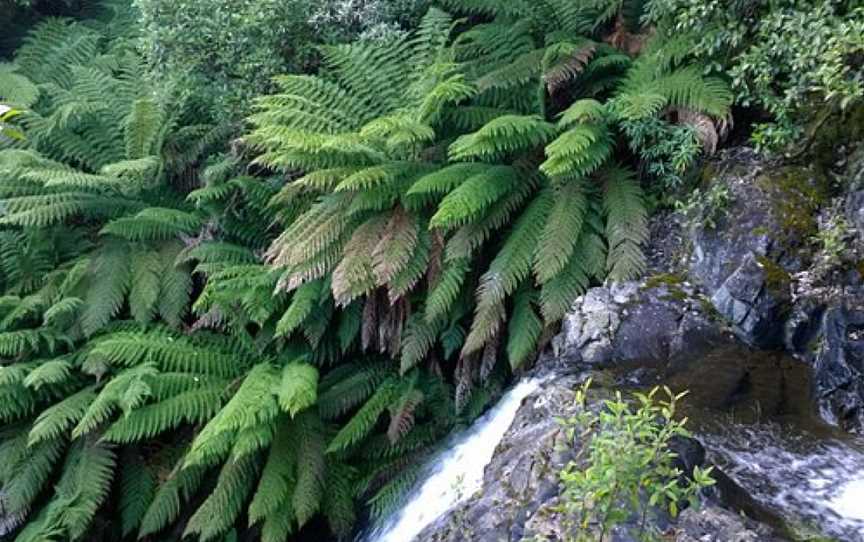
[553,278,730,368]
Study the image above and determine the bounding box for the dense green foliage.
[542,381,714,542]
[135,0,430,119]
[0,0,851,540]
[646,0,864,151]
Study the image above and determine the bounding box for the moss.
[698,295,722,320]
[642,273,691,303]
[643,273,684,289]
[757,166,828,243]
[756,255,792,297]
[751,225,770,237]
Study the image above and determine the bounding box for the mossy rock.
[756,165,829,244]
[643,273,685,289]
[755,255,792,297]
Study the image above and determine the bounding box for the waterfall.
[699,423,864,540]
[362,377,544,542]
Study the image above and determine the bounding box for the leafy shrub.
[134,0,430,120]
[674,182,732,230]
[646,0,864,152]
[551,380,715,542]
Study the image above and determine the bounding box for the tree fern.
[184,454,260,542]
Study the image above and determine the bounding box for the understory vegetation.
[0,0,861,541]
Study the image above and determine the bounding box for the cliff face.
[419,145,864,541]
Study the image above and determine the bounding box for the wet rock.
[554,279,730,368]
[674,505,782,542]
[808,305,864,431]
[683,150,820,347]
[847,190,864,234]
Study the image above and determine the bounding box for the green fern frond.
[602,166,647,281]
[430,165,519,229]
[506,286,543,369]
[449,115,557,163]
[277,362,319,417]
[184,454,260,542]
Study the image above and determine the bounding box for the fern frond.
[506,286,543,369]
[184,454,260,542]
[277,362,318,417]
[449,115,557,163]
[602,166,647,281]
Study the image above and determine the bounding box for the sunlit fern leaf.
[277,362,319,417]
[185,363,281,467]
[444,180,536,262]
[430,165,519,229]
[404,163,489,210]
[231,422,276,461]
[540,124,614,179]
[449,115,557,163]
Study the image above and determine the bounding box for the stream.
[365,345,864,541]
[361,378,544,542]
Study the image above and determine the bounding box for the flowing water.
[700,422,864,540]
[657,345,864,540]
[361,378,544,542]
[365,344,864,542]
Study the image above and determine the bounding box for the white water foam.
[363,377,544,542]
[700,424,864,540]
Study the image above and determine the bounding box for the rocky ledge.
[421,144,864,541]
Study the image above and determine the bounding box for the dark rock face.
[674,146,864,432]
[674,506,780,542]
[553,280,730,368]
